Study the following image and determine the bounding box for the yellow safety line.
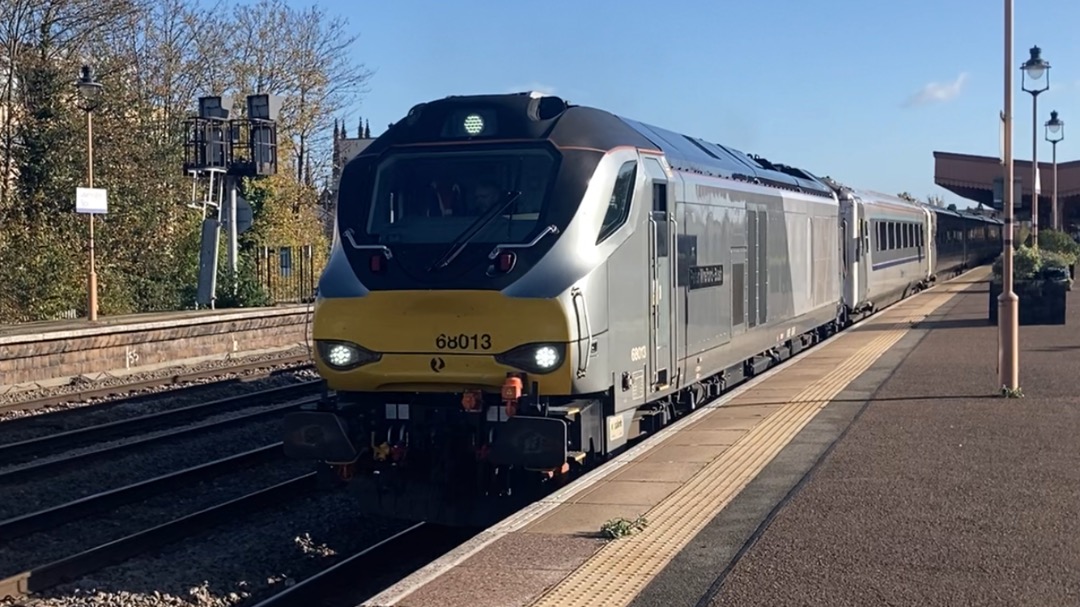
[530,277,977,607]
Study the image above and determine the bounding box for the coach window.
[597,161,637,244]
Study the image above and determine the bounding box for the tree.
[221,0,373,186]
[0,0,372,321]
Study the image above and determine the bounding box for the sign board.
[75,187,108,214]
[991,177,1024,211]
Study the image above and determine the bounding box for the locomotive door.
[644,157,675,390]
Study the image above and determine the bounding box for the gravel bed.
[0,458,313,579]
[0,367,320,444]
[0,345,313,415]
[0,414,294,521]
[13,486,410,607]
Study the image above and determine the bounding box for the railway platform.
[0,305,313,394]
[365,266,1080,607]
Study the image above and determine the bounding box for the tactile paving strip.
[529,276,978,607]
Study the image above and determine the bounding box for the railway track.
[0,353,315,415]
[0,473,319,600]
[0,391,320,485]
[250,523,476,607]
[0,381,320,467]
[0,443,286,540]
[0,379,326,603]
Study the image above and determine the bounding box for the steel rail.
[0,442,284,540]
[0,381,320,465]
[0,397,317,485]
[0,473,317,599]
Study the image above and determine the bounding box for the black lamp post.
[1045,110,1064,231]
[1021,46,1050,247]
[75,65,104,321]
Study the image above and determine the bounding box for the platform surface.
[364,266,1080,607]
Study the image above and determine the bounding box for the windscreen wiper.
[427,191,523,272]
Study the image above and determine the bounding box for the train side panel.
[862,197,932,309]
[931,208,969,276]
[677,175,840,397]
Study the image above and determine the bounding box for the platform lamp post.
[1045,110,1064,231]
[998,0,1020,395]
[75,65,104,321]
[1021,46,1050,248]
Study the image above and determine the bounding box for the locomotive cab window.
[365,148,557,245]
[597,161,637,244]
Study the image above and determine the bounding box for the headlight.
[495,342,566,375]
[315,340,381,371]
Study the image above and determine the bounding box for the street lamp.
[1045,110,1064,231]
[998,0,1019,394]
[75,65,104,321]
[1021,45,1050,248]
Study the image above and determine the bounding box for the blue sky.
[293,0,1080,208]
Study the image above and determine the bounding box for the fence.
[254,244,319,304]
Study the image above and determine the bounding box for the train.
[282,92,1003,526]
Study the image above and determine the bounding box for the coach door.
[857,208,869,303]
[644,157,675,390]
[924,211,934,275]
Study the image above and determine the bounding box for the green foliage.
[1001,385,1025,398]
[1040,250,1072,272]
[992,242,1075,286]
[215,253,272,309]
[600,515,649,539]
[993,245,1042,280]
[12,58,82,223]
[1037,229,1080,265]
[0,225,85,322]
[0,0,363,323]
[1015,245,1041,279]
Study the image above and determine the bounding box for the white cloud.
[904,72,969,107]
[504,82,558,96]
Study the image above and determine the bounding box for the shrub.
[1038,229,1080,265]
[1041,250,1072,272]
[1014,245,1041,280]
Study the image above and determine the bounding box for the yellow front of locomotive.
[313,289,575,397]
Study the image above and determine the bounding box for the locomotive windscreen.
[365,147,559,245]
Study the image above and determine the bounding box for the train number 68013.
[435,333,492,350]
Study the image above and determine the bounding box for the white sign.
[76,187,108,214]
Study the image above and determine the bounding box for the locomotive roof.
[365,92,834,198]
